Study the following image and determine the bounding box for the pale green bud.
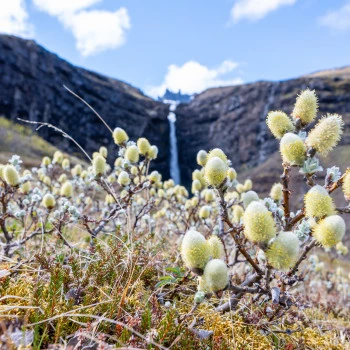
[113,127,129,145]
[42,193,56,209]
[202,259,229,292]
[265,232,300,271]
[53,151,63,164]
[118,171,130,186]
[243,202,276,243]
[199,205,211,219]
[280,133,306,166]
[148,145,158,160]
[125,145,139,163]
[192,179,202,193]
[197,150,208,166]
[99,146,108,158]
[270,183,283,202]
[304,185,335,219]
[60,181,73,197]
[242,190,259,209]
[4,165,19,186]
[306,114,344,155]
[313,215,345,248]
[207,235,225,260]
[292,89,318,125]
[227,167,237,181]
[267,111,295,139]
[62,158,70,170]
[42,156,51,166]
[137,138,151,156]
[93,155,106,176]
[204,157,228,187]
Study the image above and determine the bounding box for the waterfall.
[167,101,181,184]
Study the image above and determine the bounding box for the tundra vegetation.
[0,90,349,349]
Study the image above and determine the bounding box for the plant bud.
[336,242,348,256]
[60,181,73,197]
[280,133,306,166]
[114,157,123,167]
[197,150,208,166]
[265,232,300,271]
[58,174,67,183]
[227,167,237,181]
[192,179,202,193]
[0,164,4,180]
[191,196,199,206]
[266,111,295,139]
[232,205,244,223]
[149,171,160,183]
[137,138,151,156]
[204,157,228,187]
[149,145,158,160]
[99,146,108,158]
[192,169,205,186]
[181,230,210,272]
[113,127,129,145]
[118,171,130,186]
[342,170,350,201]
[4,165,19,186]
[236,184,245,193]
[202,259,229,292]
[62,158,70,170]
[207,148,227,163]
[199,205,211,219]
[304,185,335,219]
[105,194,115,205]
[42,156,51,166]
[72,164,82,176]
[53,151,63,164]
[313,215,345,248]
[207,235,225,260]
[242,190,259,208]
[125,145,139,163]
[43,176,51,186]
[20,181,32,194]
[204,189,215,202]
[243,179,253,191]
[42,193,56,209]
[306,114,344,155]
[243,202,276,244]
[93,155,106,176]
[292,89,318,125]
[270,183,283,202]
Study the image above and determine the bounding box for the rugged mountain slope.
[176,72,350,188]
[0,35,170,177]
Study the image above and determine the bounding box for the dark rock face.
[0,35,170,177]
[176,75,350,188]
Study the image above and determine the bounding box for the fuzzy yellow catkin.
[199,205,211,219]
[304,185,335,219]
[148,145,158,160]
[62,158,70,169]
[204,189,215,202]
[99,146,108,158]
[192,169,206,186]
[113,127,129,145]
[266,111,295,139]
[197,150,208,166]
[118,171,130,186]
[43,176,51,186]
[72,164,82,176]
[243,179,253,192]
[207,235,225,260]
[125,145,139,163]
[306,114,344,155]
[265,232,300,271]
[270,183,283,202]
[60,181,73,197]
[192,179,202,193]
[0,164,4,179]
[202,259,229,292]
[137,138,151,156]
[93,155,106,176]
[53,151,63,164]
[280,133,306,166]
[181,230,210,271]
[336,242,348,255]
[342,170,350,201]
[42,156,51,166]
[42,193,56,209]
[58,174,67,183]
[243,201,276,244]
[207,148,227,163]
[242,190,259,208]
[105,194,115,205]
[204,157,228,187]
[20,181,31,194]
[4,165,20,186]
[232,205,244,223]
[227,167,237,181]
[313,215,345,248]
[149,171,160,183]
[236,183,245,193]
[292,88,318,125]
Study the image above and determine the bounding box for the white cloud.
[32,0,102,16]
[231,0,297,22]
[319,3,350,31]
[62,9,130,56]
[146,60,243,98]
[0,0,34,37]
[32,0,130,56]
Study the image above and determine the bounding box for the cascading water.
[167,101,181,184]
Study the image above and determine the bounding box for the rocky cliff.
[176,71,350,188]
[0,35,170,177]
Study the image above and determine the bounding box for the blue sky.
[1,0,350,97]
